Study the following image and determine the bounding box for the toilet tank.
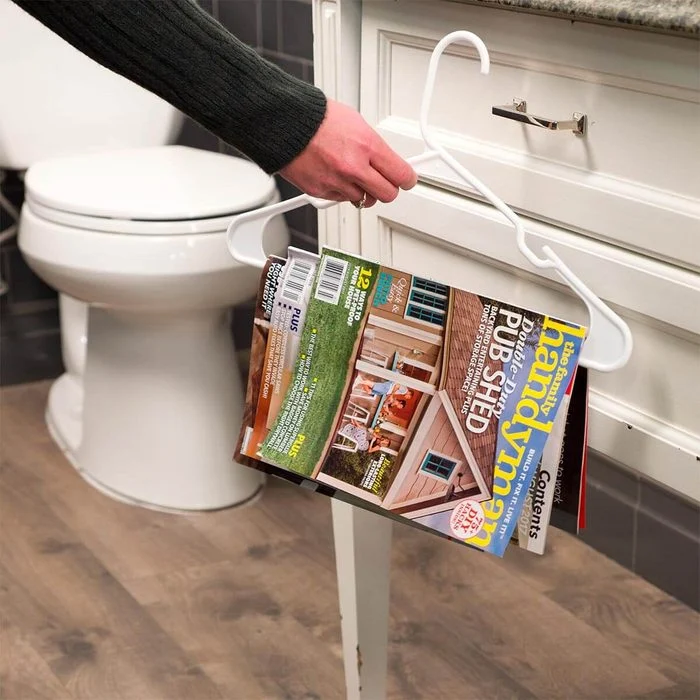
[0,0,184,170]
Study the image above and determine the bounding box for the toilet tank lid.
[24,146,277,220]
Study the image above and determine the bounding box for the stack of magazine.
[236,246,589,557]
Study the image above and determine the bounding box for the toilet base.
[47,304,265,511]
[47,392,265,516]
[48,409,264,517]
[46,372,83,456]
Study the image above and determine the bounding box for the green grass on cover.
[291,307,359,475]
[258,277,371,476]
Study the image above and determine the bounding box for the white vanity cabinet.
[312,3,699,697]
[314,0,700,501]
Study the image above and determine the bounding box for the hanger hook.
[417,32,553,270]
[419,31,490,146]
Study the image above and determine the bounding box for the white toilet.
[1,0,289,510]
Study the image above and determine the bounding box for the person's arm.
[11,0,416,204]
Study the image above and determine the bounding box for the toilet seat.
[24,145,277,234]
[24,196,270,235]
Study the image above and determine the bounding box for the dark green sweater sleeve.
[10,0,327,174]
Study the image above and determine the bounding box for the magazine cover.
[239,247,587,557]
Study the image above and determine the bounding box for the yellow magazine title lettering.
[466,316,585,549]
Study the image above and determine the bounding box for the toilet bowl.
[19,145,289,511]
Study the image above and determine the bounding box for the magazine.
[514,367,587,554]
[236,254,286,466]
[550,366,589,535]
[238,246,587,557]
[244,248,319,456]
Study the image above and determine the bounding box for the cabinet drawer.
[360,1,700,269]
[359,185,700,499]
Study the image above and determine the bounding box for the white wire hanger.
[227,30,633,373]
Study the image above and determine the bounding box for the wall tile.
[177,117,220,152]
[579,481,636,570]
[261,0,280,51]
[262,50,306,80]
[640,479,700,539]
[1,169,62,384]
[1,204,15,232]
[218,0,260,49]
[231,301,255,350]
[6,248,57,305]
[304,62,314,85]
[1,171,23,290]
[1,306,60,338]
[578,451,700,609]
[0,329,64,387]
[0,169,24,209]
[273,175,318,242]
[1,248,12,290]
[284,204,314,234]
[304,204,318,240]
[289,229,318,254]
[635,512,700,611]
[275,175,302,200]
[218,140,249,159]
[1,304,64,387]
[587,449,640,503]
[281,1,314,61]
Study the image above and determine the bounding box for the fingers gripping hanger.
[227,30,632,373]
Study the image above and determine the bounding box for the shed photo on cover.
[315,267,497,518]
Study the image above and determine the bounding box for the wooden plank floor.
[1,381,698,700]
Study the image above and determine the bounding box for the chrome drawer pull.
[492,98,587,136]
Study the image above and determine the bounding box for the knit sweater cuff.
[218,54,328,174]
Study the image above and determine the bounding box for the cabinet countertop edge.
[445,0,700,37]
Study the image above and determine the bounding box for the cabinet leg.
[331,500,392,700]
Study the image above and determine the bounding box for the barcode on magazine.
[314,255,348,305]
[281,258,314,304]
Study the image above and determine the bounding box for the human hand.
[279,99,417,207]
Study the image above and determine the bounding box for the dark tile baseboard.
[0,306,65,387]
[580,450,700,611]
